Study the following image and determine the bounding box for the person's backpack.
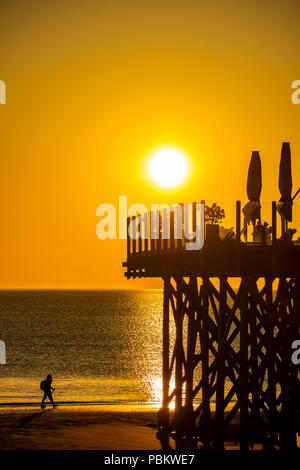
[40,380,46,391]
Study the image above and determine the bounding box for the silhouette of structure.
[123,143,300,450]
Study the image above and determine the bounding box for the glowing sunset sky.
[0,0,299,288]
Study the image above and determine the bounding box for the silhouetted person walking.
[41,374,56,409]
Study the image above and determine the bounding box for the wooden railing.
[126,200,280,258]
[126,201,204,257]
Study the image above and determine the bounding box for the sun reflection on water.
[151,377,176,410]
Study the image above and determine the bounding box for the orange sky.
[1,0,300,288]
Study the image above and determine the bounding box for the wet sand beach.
[0,405,160,450]
[0,404,281,450]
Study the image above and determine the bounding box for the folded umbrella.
[277,142,292,222]
[243,151,262,226]
[247,150,262,203]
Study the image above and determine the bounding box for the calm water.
[0,290,166,405]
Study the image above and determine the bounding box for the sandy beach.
[1,404,287,450]
[0,404,162,450]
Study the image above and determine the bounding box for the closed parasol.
[277,142,292,223]
[243,151,262,232]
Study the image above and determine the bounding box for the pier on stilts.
[123,143,300,450]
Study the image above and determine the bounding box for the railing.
[126,201,205,257]
[126,200,283,258]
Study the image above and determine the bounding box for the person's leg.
[47,391,56,407]
[41,392,47,408]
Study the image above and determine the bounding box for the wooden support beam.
[163,208,169,251]
[272,201,277,243]
[239,278,249,450]
[265,277,277,437]
[144,213,148,253]
[150,211,155,252]
[249,278,260,423]
[131,216,136,255]
[198,277,212,447]
[127,216,130,257]
[178,204,184,250]
[158,212,162,252]
[192,201,196,244]
[214,277,227,449]
[175,278,183,415]
[138,214,142,254]
[163,277,170,415]
[186,277,196,410]
[236,200,241,243]
[170,211,175,251]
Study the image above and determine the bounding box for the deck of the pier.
[123,242,300,278]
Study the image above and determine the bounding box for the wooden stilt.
[239,278,249,450]
[162,277,170,421]
[214,277,227,448]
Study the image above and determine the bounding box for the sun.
[147,148,189,188]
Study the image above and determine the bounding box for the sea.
[0,289,240,408]
[0,290,167,406]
